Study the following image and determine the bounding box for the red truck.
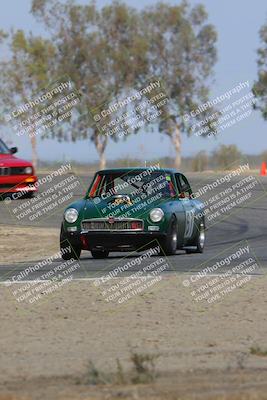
[0,138,38,198]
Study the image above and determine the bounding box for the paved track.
[0,173,266,281]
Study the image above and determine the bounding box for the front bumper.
[0,176,38,194]
[66,231,166,251]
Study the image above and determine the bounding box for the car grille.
[0,184,14,188]
[0,167,28,176]
[82,219,144,232]
[0,167,10,176]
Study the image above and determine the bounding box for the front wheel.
[60,225,81,260]
[186,221,205,254]
[160,218,178,256]
[23,191,35,199]
[91,249,109,259]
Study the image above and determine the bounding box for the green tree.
[253,20,267,119]
[0,29,7,43]
[213,144,242,170]
[192,151,208,172]
[0,30,55,169]
[31,0,217,169]
[31,0,148,169]
[261,150,267,163]
[142,2,217,168]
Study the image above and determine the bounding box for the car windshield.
[0,139,10,154]
[88,170,176,200]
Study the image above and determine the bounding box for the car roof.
[97,167,180,174]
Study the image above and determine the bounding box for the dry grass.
[250,346,267,357]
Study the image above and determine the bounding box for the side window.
[175,174,192,199]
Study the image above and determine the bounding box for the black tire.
[24,192,35,199]
[60,225,81,260]
[1,194,12,202]
[91,249,109,259]
[186,220,205,254]
[160,217,178,256]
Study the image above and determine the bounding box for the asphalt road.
[0,172,266,282]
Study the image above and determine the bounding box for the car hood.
[80,195,164,220]
[0,154,33,168]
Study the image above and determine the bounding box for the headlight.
[150,208,164,222]
[24,167,33,174]
[64,208,78,223]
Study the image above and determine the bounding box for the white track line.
[0,273,263,285]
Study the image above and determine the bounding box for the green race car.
[60,167,206,259]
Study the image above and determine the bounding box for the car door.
[175,173,196,241]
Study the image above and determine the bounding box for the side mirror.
[10,147,18,154]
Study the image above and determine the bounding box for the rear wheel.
[91,249,109,259]
[60,225,81,260]
[160,217,178,256]
[186,220,205,254]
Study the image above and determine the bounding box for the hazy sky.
[0,0,266,162]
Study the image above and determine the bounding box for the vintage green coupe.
[60,167,206,259]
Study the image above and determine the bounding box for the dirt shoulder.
[1,275,267,399]
[0,225,59,263]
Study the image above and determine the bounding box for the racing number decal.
[184,209,195,238]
